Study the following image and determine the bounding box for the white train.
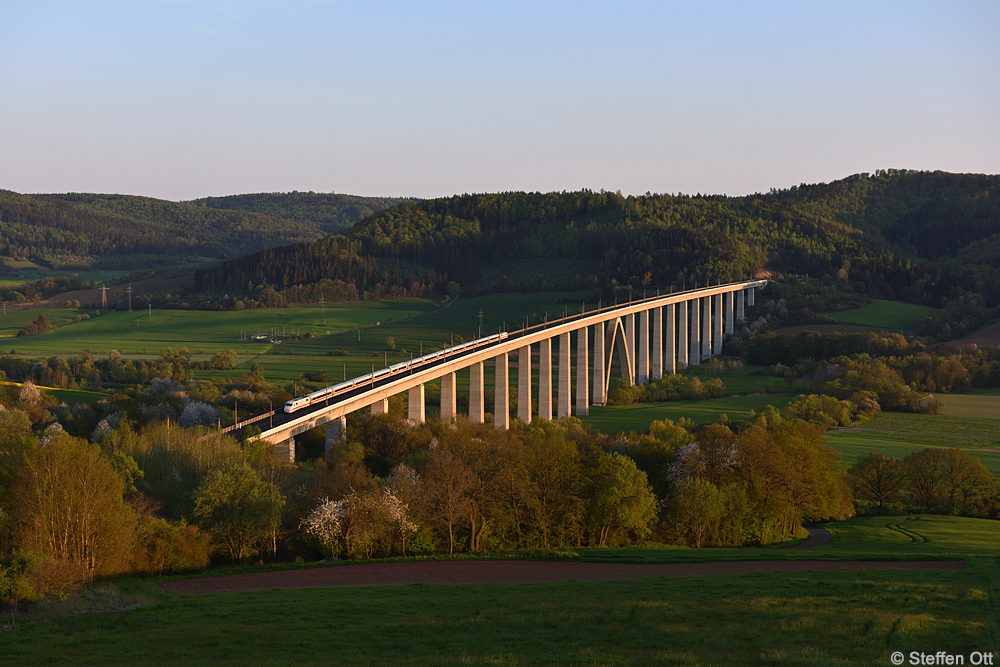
[283,331,509,414]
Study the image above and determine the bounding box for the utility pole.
[100,283,108,311]
[478,309,483,338]
[320,296,326,326]
[148,303,152,318]
[126,284,133,313]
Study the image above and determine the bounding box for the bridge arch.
[603,317,634,396]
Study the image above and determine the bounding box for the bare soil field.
[942,321,1000,348]
[158,559,965,595]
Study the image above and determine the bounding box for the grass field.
[580,394,797,434]
[824,409,1000,476]
[820,298,939,331]
[583,514,1000,563]
[939,391,1000,419]
[1,382,105,406]
[4,515,996,666]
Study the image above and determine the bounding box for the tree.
[211,349,238,370]
[939,449,996,516]
[193,465,285,561]
[2,434,137,577]
[421,449,473,554]
[585,452,658,546]
[668,477,723,547]
[903,448,945,511]
[848,452,906,513]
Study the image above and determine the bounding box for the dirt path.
[782,524,832,549]
[158,559,965,595]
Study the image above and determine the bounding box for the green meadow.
[4,515,995,666]
[580,394,797,434]
[824,409,1000,476]
[820,298,939,331]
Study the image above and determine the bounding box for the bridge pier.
[702,296,712,361]
[737,290,746,322]
[677,300,688,369]
[324,417,347,461]
[689,298,700,367]
[576,327,588,416]
[748,286,755,306]
[651,307,662,381]
[371,398,389,415]
[637,309,649,385]
[624,313,635,381]
[470,362,485,423]
[517,345,531,422]
[557,332,571,418]
[277,436,295,462]
[495,352,509,429]
[724,292,734,334]
[664,303,676,374]
[408,384,425,423]
[592,319,606,405]
[713,294,723,355]
[538,338,552,420]
[440,372,457,423]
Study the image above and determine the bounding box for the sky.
[2,1,998,201]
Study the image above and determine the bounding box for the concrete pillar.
[371,398,389,415]
[702,296,712,361]
[539,338,552,420]
[724,292,734,335]
[651,306,662,380]
[558,332,571,418]
[576,326,588,416]
[664,302,676,374]
[440,372,457,423]
[517,345,532,423]
[470,362,485,423]
[408,384,425,423]
[737,289,746,322]
[677,300,688,369]
[624,313,635,379]
[592,319,606,406]
[748,286,755,306]
[689,298,700,367]
[324,416,347,460]
[637,309,649,385]
[280,437,295,462]
[494,352,509,430]
[713,294,723,355]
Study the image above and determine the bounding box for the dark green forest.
[0,190,412,269]
[187,192,419,235]
[194,170,1000,307]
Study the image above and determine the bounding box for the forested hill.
[0,190,412,269]
[194,170,1000,306]
[187,192,420,235]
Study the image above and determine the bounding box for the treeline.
[194,171,1000,308]
[0,190,409,269]
[848,449,996,517]
[187,192,419,235]
[736,329,1000,396]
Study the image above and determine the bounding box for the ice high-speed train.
[283,332,510,414]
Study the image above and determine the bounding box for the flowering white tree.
[301,497,347,557]
[302,487,417,558]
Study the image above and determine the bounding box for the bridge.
[231,279,766,459]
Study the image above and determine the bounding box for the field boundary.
[157,559,966,595]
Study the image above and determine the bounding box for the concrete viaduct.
[231,279,766,460]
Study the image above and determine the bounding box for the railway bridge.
[230,279,766,460]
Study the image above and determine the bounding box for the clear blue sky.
[2,1,997,200]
